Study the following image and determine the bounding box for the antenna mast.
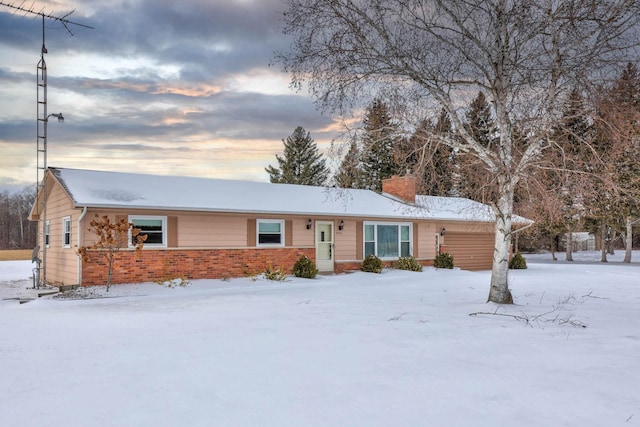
[0,1,93,287]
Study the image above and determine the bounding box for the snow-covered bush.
[263,265,287,281]
[292,255,319,278]
[394,256,423,272]
[433,253,454,269]
[360,254,383,273]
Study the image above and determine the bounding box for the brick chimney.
[381,175,417,203]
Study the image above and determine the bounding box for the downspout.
[510,221,535,253]
[77,206,87,285]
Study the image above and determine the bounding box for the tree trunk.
[106,252,114,292]
[565,229,574,261]
[608,230,616,255]
[487,186,514,304]
[551,235,557,261]
[623,216,632,263]
[600,224,608,262]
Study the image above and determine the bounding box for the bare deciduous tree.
[77,215,146,292]
[277,0,640,303]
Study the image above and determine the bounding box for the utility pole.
[0,2,92,287]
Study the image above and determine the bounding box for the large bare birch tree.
[276,0,640,303]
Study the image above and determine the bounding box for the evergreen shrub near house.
[509,252,528,269]
[394,256,423,272]
[360,254,383,273]
[433,252,454,269]
[293,255,319,278]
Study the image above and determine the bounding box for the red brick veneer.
[81,248,315,286]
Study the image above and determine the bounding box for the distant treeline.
[0,186,37,250]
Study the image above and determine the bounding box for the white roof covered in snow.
[50,167,527,223]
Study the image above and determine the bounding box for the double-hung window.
[129,216,166,247]
[62,217,71,248]
[363,222,412,259]
[257,219,284,246]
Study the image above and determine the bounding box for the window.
[62,217,71,248]
[257,219,284,246]
[363,222,412,259]
[129,216,166,247]
[44,220,50,247]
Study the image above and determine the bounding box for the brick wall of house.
[81,248,316,286]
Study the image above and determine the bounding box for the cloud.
[0,0,342,193]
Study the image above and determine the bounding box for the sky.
[0,0,342,193]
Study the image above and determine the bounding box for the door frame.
[315,220,335,272]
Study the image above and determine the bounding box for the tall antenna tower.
[0,1,92,287]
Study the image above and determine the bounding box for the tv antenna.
[0,1,93,287]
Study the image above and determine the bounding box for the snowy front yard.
[1,254,638,427]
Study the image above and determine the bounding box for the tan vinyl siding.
[285,220,293,246]
[355,221,363,260]
[416,222,438,259]
[334,219,357,261]
[168,216,178,247]
[247,219,256,246]
[42,182,82,285]
[178,215,247,247]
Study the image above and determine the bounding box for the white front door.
[315,221,334,272]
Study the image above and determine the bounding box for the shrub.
[509,252,528,269]
[292,255,319,278]
[433,252,454,269]
[360,254,383,273]
[155,276,191,288]
[263,265,287,281]
[394,256,423,272]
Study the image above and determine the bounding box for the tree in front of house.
[277,0,640,304]
[266,126,329,186]
[78,215,146,292]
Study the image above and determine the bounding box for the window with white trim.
[129,216,167,247]
[257,219,284,246]
[62,217,71,248]
[44,220,50,247]
[363,222,412,259]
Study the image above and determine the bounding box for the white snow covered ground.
[0,252,638,426]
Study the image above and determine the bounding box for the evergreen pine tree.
[458,92,496,201]
[359,99,402,192]
[596,63,640,261]
[266,126,329,186]
[403,111,456,196]
[551,88,594,261]
[334,139,362,188]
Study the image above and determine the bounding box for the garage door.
[444,232,494,271]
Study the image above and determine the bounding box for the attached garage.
[443,232,494,271]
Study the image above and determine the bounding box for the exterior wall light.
[440,227,446,236]
[339,220,344,230]
[307,219,313,230]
